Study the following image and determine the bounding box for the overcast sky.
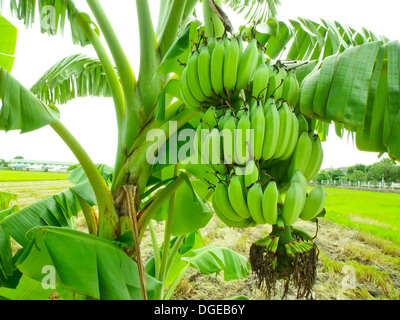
[0,0,399,169]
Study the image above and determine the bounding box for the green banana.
[272,101,293,159]
[228,175,252,219]
[250,103,265,161]
[251,58,271,103]
[197,45,214,98]
[261,97,280,161]
[217,108,230,129]
[203,127,222,169]
[212,191,255,228]
[202,106,218,129]
[299,70,320,117]
[262,180,279,225]
[297,113,309,136]
[244,159,259,189]
[234,165,247,198]
[180,66,201,110]
[223,37,240,92]
[300,185,326,221]
[247,182,266,224]
[235,109,252,165]
[281,181,306,226]
[266,65,286,99]
[290,171,308,195]
[303,133,324,182]
[207,36,217,54]
[281,70,300,107]
[236,38,259,91]
[214,182,244,221]
[221,111,237,164]
[186,51,208,102]
[278,110,299,161]
[194,121,204,162]
[210,38,226,96]
[287,131,313,180]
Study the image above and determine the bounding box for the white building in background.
[8,159,75,173]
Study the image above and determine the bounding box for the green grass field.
[320,187,400,244]
[0,170,69,181]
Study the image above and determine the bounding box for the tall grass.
[321,187,400,244]
[0,170,69,181]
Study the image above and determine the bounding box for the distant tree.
[13,156,24,159]
[346,163,368,176]
[347,170,367,182]
[330,168,345,181]
[367,158,400,182]
[316,171,331,182]
[0,159,8,168]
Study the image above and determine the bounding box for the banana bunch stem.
[249,224,318,299]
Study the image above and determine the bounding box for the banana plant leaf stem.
[158,0,187,57]
[137,171,190,244]
[157,164,179,288]
[50,120,119,240]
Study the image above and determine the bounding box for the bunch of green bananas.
[212,161,326,229]
[180,35,300,111]
[180,34,327,231]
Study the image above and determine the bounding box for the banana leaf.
[0,14,17,72]
[30,54,113,105]
[164,245,250,299]
[8,0,92,46]
[0,181,95,247]
[16,226,162,300]
[0,68,60,133]
[243,17,389,61]
[0,191,17,211]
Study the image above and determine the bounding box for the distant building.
[8,159,75,173]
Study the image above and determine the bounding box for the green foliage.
[331,168,345,181]
[347,170,367,182]
[0,14,17,72]
[0,68,60,133]
[16,226,162,300]
[223,0,281,22]
[316,170,330,182]
[0,191,17,211]
[367,158,400,182]
[30,54,113,105]
[346,163,369,175]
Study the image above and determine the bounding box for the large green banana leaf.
[7,0,91,46]
[0,180,95,248]
[298,40,400,161]
[0,14,17,72]
[15,226,162,299]
[30,54,113,105]
[0,68,60,133]
[245,17,389,60]
[164,245,250,299]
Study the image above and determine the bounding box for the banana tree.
[0,0,399,300]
